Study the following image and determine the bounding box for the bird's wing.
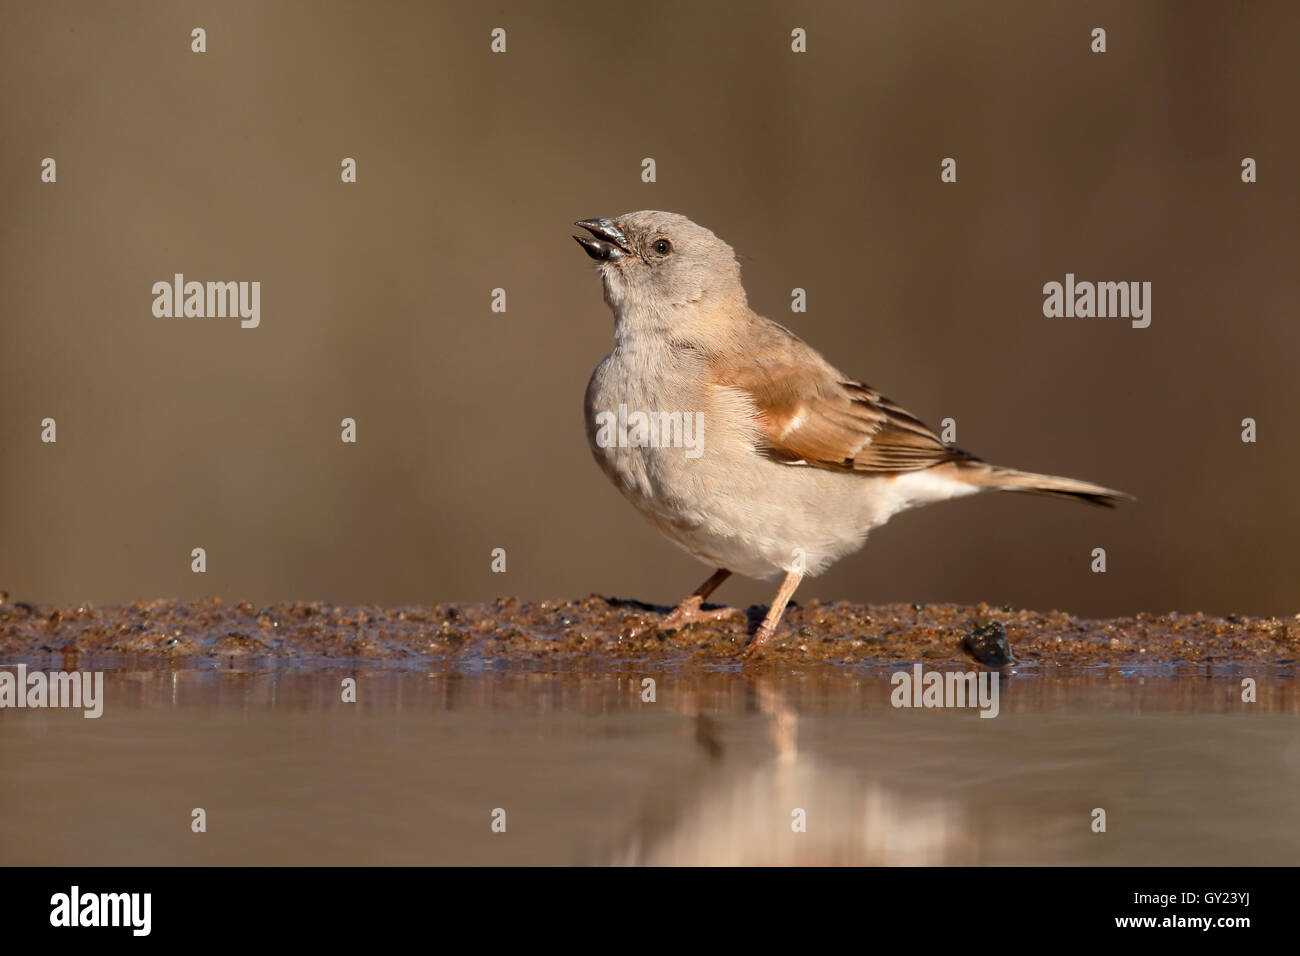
[709,323,973,474]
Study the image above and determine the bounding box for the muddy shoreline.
[1,594,1296,671]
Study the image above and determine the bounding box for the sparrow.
[574,211,1131,658]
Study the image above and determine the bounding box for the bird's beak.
[573,218,629,261]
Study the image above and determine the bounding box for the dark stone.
[962,622,1011,667]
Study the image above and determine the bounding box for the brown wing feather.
[719,362,974,474]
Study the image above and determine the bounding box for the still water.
[2,662,1297,865]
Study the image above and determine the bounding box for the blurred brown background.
[1,0,1296,619]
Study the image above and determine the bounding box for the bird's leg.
[660,568,742,631]
[741,568,805,659]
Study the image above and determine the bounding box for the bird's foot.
[740,623,783,660]
[659,596,744,633]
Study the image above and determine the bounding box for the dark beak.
[573,218,629,261]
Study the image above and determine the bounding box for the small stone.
[961,622,1011,667]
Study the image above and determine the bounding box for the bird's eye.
[653,238,672,256]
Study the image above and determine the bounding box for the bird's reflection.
[600,678,969,865]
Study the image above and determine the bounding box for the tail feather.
[956,462,1133,508]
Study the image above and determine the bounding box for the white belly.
[585,348,981,581]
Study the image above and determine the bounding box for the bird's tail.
[954,461,1133,508]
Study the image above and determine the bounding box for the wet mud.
[2,593,1296,670]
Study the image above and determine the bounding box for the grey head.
[573,211,745,318]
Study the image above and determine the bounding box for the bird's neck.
[611,297,753,350]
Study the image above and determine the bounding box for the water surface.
[2,663,1297,865]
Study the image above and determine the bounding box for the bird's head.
[573,211,745,321]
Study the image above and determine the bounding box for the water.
[2,663,1297,865]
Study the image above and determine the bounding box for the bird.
[574,211,1131,659]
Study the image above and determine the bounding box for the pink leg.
[741,569,805,659]
[660,568,743,631]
